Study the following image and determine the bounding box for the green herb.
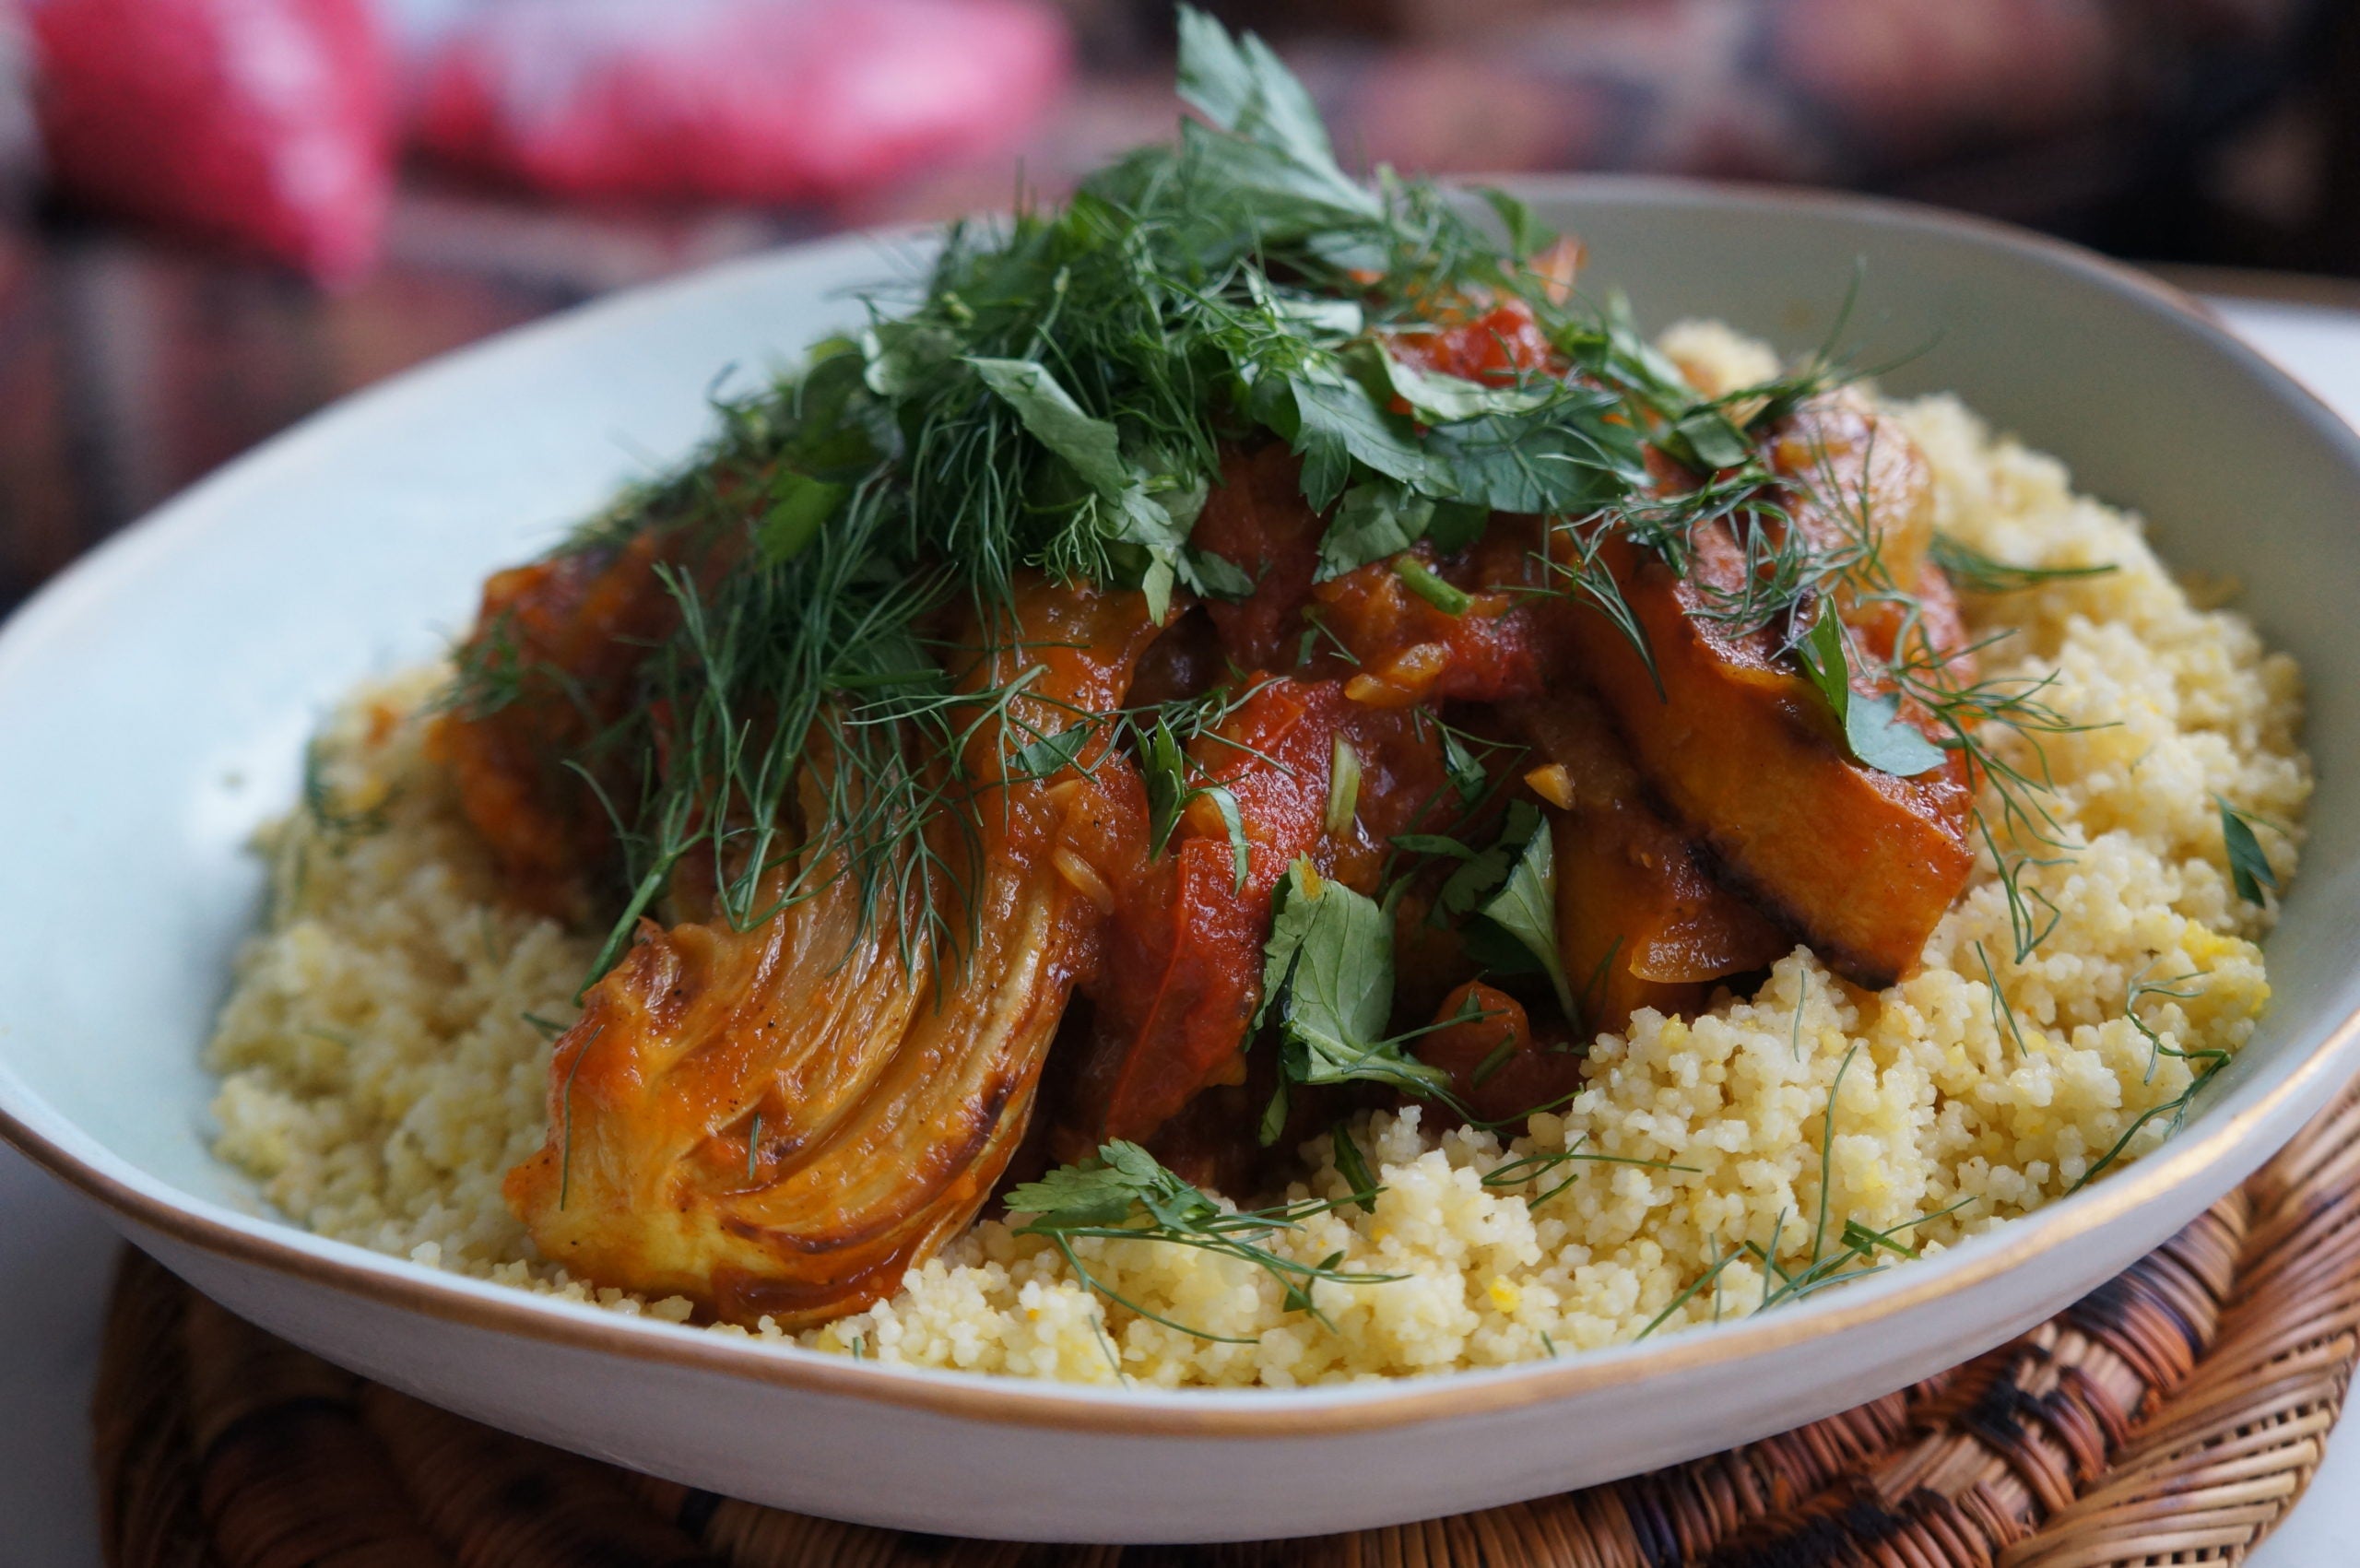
[1141,719,1251,892]
[1006,1138,1397,1341]
[1329,1120,1379,1212]
[1325,737,1362,835]
[746,1112,762,1181]
[1009,724,1092,781]
[1750,1199,1971,1310]
[1317,480,1432,581]
[1363,343,1561,424]
[1455,804,1578,1023]
[1634,1245,1748,1340]
[1975,940,2025,1056]
[1835,1217,1909,1259]
[1391,832,1477,860]
[2062,963,2230,1194]
[1791,602,1948,777]
[966,355,1198,619]
[1475,186,1557,262]
[1471,1036,1517,1088]
[1087,1310,1129,1384]
[301,737,394,843]
[1172,5,1376,229]
[1929,535,2118,595]
[1258,860,1452,1114]
[2217,796,2280,905]
[1440,728,1493,806]
[754,473,847,565]
[1395,556,1470,615]
[1977,819,2067,964]
[1481,1138,1698,1208]
[2124,962,2212,1084]
[521,1011,572,1042]
[1808,1043,1859,1271]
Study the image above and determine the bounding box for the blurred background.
[2,0,2355,618]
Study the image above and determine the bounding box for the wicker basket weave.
[92,1084,2360,1568]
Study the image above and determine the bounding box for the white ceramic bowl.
[4,179,2357,1544]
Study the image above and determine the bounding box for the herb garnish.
[1975,940,2026,1056]
[1634,1044,1970,1338]
[1005,1138,1396,1341]
[1791,602,1949,777]
[2217,796,2281,905]
[301,737,394,843]
[2124,961,2212,1084]
[2070,963,2227,1192]
[1481,1137,1698,1208]
[1141,719,1250,892]
[1324,737,1362,835]
[1328,1120,1379,1212]
[1466,806,1578,1022]
[1929,535,2118,596]
[443,7,1660,991]
[1258,860,1453,1125]
[1422,802,1577,1025]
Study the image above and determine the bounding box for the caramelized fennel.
[502,578,1161,1326]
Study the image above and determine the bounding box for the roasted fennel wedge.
[502,580,1161,1326]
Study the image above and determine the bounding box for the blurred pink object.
[412,0,1071,204]
[27,0,395,282]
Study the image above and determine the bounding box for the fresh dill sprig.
[1747,1198,1973,1312]
[1481,1137,1698,1208]
[1929,535,2118,596]
[1975,940,2027,1056]
[2071,1071,2220,1194]
[1809,1043,1860,1271]
[1634,1245,1748,1340]
[2061,961,2227,1194]
[1328,1120,1379,1213]
[301,736,394,843]
[1005,1138,1396,1342]
[2124,961,2212,1084]
[1640,1044,1968,1336]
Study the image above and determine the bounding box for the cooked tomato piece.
[1191,442,1328,670]
[1056,670,1457,1151]
[1415,981,1587,1126]
[1388,294,1562,388]
[1060,676,1356,1151]
[1310,543,1550,708]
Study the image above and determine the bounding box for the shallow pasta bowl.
[4,178,2359,1544]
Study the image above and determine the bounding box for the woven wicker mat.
[93,1086,2360,1568]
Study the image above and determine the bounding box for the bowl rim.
[4,171,2356,1439]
